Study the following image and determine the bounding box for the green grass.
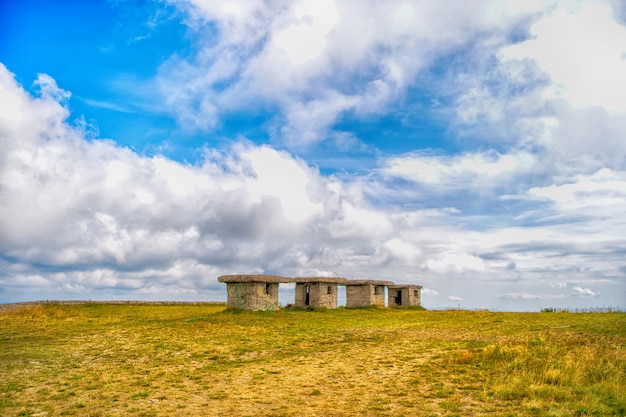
[1,303,624,416]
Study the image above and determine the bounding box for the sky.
[1,0,625,311]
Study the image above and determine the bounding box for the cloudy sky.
[1,0,625,311]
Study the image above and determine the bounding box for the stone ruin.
[218,275,423,311]
[217,274,293,311]
[294,277,347,309]
[388,284,422,308]
[345,280,395,308]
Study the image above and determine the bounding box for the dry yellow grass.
[0,303,624,416]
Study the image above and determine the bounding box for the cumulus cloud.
[0,65,432,299]
[473,3,625,161]
[525,169,626,216]
[448,296,463,302]
[380,149,537,193]
[426,253,486,274]
[499,1,626,113]
[152,0,626,183]
[572,286,600,298]
[421,288,439,296]
[156,0,550,148]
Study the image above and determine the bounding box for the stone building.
[345,280,394,308]
[218,274,293,311]
[388,284,422,308]
[294,277,347,308]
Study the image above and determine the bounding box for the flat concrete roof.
[294,277,348,284]
[344,280,395,286]
[388,284,423,289]
[218,274,294,283]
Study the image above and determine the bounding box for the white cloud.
[381,149,536,189]
[426,253,486,274]
[382,238,422,264]
[523,168,626,220]
[157,0,551,148]
[273,0,340,65]
[448,296,463,302]
[534,169,626,203]
[447,1,626,179]
[0,65,403,298]
[237,145,323,223]
[499,1,626,113]
[572,286,600,298]
[499,292,566,300]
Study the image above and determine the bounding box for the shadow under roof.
[218,274,294,283]
[293,277,348,284]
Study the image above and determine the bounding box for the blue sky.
[1,0,625,310]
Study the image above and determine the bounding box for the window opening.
[305,285,310,306]
[264,283,271,295]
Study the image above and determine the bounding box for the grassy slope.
[0,303,624,416]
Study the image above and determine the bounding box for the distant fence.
[0,300,226,309]
[541,306,625,313]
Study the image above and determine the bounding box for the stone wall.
[345,284,386,307]
[226,282,280,311]
[346,285,369,308]
[372,285,387,306]
[411,287,421,306]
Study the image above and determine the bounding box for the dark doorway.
[305,285,310,306]
[395,290,402,306]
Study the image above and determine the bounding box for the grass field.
[1,303,624,416]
